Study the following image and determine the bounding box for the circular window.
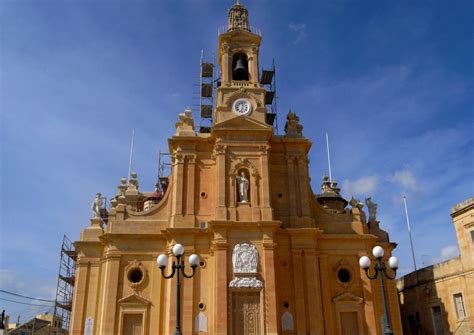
[198,302,206,310]
[128,268,144,284]
[337,268,351,283]
[278,193,283,198]
[283,302,289,308]
[200,192,207,198]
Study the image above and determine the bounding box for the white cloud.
[0,269,25,293]
[433,245,459,263]
[343,176,378,196]
[288,23,306,44]
[391,169,419,191]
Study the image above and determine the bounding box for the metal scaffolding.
[52,235,76,334]
[157,151,172,194]
[198,50,215,133]
[261,59,278,133]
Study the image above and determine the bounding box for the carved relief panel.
[233,293,261,335]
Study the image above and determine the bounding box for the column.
[262,239,278,334]
[291,249,307,334]
[304,251,324,334]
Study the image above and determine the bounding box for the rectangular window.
[470,230,474,243]
[454,293,466,319]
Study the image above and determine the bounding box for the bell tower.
[215,1,268,125]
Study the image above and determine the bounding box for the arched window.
[232,53,249,81]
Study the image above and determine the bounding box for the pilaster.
[99,253,121,334]
[262,236,278,334]
[70,260,90,334]
[171,153,185,225]
[291,249,307,334]
[215,144,227,220]
[304,251,324,334]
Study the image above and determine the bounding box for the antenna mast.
[326,132,333,182]
[403,195,418,271]
[127,128,135,181]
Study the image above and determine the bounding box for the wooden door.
[123,314,142,335]
[340,312,359,335]
[233,293,260,335]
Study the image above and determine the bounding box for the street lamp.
[359,246,399,335]
[157,244,200,335]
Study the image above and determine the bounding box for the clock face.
[232,99,252,116]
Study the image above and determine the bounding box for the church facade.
[70,2,402,334]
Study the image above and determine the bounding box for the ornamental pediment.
[332,292,363,304]
[118,293,151,306]
[213,115,273,132]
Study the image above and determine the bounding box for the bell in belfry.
[233,56,248,81]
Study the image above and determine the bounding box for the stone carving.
[229,276,263,288]
[320,176,341,196]
[91,193,102,218]
[227,1,250,32]
[232,243,258,273]
[349,196,364,210]
[195,312,208,332]
[281,311,294,331]
[128,172,139,190]
[365,197,378,221]
[175,107,196,136]
[284,110,303,137]
[236,171,250,203]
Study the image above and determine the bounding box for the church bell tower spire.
[215,2,268,126]
[227,0,250,32]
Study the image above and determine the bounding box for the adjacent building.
[70,2,402,334]
[397,197,474,334]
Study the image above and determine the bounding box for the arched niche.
[232,52,249,81]
[229,159,260,207]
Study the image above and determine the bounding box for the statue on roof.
[91,193,102,218]
[365,197,378,221]
[284,110,303,137]
[175,107,196,136]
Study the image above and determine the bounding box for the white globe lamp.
[189,254,200,267]
[157,254,168,268]
[172,243,185,257]
[359,256,371,269]
[372,246,384,259]
[388,256,399,270]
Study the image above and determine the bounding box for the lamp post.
[157,244,200,335]
[359,246,399,335]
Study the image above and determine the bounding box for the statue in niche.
[232,243,258,273]
[236,171,249,203]
[365,197,378,221]
[91,193,102,218]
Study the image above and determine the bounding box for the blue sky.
[1,0,473,321]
